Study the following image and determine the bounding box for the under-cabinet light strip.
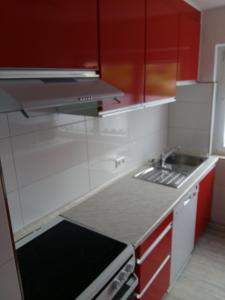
[0,69,99,79]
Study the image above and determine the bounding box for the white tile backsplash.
[168,128,210,155]
[8,111,84,136]
[129,129,167,165]
[12,122,87,188]
[176,84,213,104]
[0,106,168,232]
[169,102,211,131]
[20,162,89,226]
[86,114,131,189]
[168,83,213,155]
[128,105,168,141]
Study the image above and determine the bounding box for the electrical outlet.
[115,156,126,168]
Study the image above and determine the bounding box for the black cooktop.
[17,220,127,300]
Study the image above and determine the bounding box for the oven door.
[96,274,138,300]
[113,274,138,300]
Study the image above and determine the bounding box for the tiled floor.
[164,228,225,300]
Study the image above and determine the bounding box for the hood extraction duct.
[0,69,124,117]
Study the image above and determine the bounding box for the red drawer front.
[136,259,171,300]
[136,228,172,292]
[136,213,172,257]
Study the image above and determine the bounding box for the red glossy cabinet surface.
[0,0,99,69]
[136,228,172,293]
[136,259,171,300]
[99,0,145,111]
[137,213,172,256]
[136,213,172,300]
[195,168,216,242]
[177,2,201,81]
[145,0,179,102]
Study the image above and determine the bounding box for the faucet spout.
[159,146,180,168]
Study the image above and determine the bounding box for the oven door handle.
[113,274,138,300]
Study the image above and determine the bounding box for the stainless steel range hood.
[0,69,124,117]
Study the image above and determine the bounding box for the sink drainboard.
[142,169,186,187]
[134,167,193,188]
[134,153,207,188]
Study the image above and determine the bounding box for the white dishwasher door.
[170,185,199,286]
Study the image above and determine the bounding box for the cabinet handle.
[136,255,171,299]
[137,223,172,265]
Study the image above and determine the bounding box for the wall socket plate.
[115,156,126,168]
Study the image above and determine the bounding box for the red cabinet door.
[135,259,171,300]
[99,0,145,112]
[136,229,172,293]
[195,168,216,242]
[136,214,172,300]
[0,0,99,69]
[145,0,179,102]
[177,2,201,81]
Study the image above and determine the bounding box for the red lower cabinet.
[135,214,173,300]
[136,258,171,300]
[195,168,216,242]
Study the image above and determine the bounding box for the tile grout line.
[6,114,86,139]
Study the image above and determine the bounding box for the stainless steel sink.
[165,153,206,167]
[134,153,207,188]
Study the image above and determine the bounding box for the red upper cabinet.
[0,0,99,69]
[145,0,179,102]
[177,2,201,81]
[195,168,216,243]
[99,0,145,111]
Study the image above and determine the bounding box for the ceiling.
[187,0,225,10]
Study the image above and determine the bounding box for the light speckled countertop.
[62,156,218,248]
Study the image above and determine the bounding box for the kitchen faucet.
[159,146,180,168]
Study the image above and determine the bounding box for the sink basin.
[134,153,207,188]
[165,153,206,167]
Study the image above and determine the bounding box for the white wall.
[199,6,225,81]
[0,106,168,233]
[168,83,213,154]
